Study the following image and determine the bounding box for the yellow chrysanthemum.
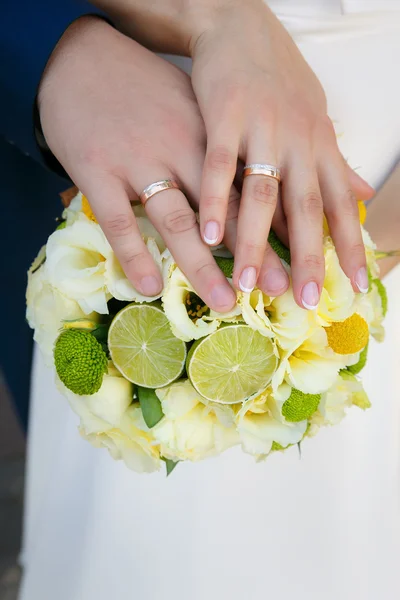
[325,313,369,355]
[82,195,97,223]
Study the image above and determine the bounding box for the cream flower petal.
[238,289,274,337]
[273,328,349,395]
[156,380,203,420]
[105,238,168,303]
[162,266,220,342]
[317,238,355,324]
[236,389,306,456]
[46,220,112,314]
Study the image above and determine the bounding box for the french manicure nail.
[204,221,220,245]
[140,275,162,296]
[262,268,289,295]
[210,284,235,310]
[355,266,369,293]
[239,266,257,293]
[301,281,319,310]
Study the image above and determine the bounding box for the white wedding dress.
[19,3,400,599]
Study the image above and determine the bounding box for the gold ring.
[139,179,180,205]
[243,163,281,183]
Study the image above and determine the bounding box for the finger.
[199,131,241,247]
[271,188,289,247]
[318,150,369,294]
[85,178,163,296]
[345,163,375,201]
[282,157,325,310]
[257,242,290,296]
[134,171,237,313]
[233,171,280,292]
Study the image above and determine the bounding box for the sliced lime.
[108,304,186,388]
[187,324,277,404]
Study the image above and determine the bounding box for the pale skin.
[365,163,400,278]
[40,0,377,313]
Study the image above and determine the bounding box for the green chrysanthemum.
[268,230,291,265]
[372,278,388,317]
[214,256,234,278]
[54,329,108,395]
[282,389,321,422]
[345,343,369,375]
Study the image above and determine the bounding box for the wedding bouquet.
[26,189,387,474]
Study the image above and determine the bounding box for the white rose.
[162,266,240,342]
[105,238,172,303]
[236,387,307,456]
[310,373,368,428]
[317,237,355,324]
[151,380,239,461]
[59,365,160,473]
[45,219,113,314]
[26,247,88,364]
[272,327,354,395]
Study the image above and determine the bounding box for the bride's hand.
[188,0,375,306]
[38,16,240,312]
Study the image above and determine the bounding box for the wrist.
[185,0,274,56]
[38,15,111,107]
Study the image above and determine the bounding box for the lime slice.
[108,304,186,388]
[187,324,277,404]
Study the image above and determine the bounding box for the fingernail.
[239,267,257,293]
[301,281,320,310]
[140,275,162,296]
[262,268,289,295]
[210,284,236,311]
[355,266,369,293]
[204,221,220,245]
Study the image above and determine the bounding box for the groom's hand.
[38,16,238,312]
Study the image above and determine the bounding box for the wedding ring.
[139,179,180,205]
[243,163,281,183]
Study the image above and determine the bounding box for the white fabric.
[20,5,400,600]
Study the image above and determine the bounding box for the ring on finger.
[139,179,180,205]
[243,163,281,183]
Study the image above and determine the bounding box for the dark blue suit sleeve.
[0,2,103,164]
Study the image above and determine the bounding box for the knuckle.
[251,179,278,208]
[105,213,135,237]
[163,208,197,235]
[202,195,227,212]
[302,253,324,270]
[339,188,358,217]
[301,190,323,217]
[238,239,265,256]
[123,249,148,268]
[350,243,366,258]
[206,146,236,174]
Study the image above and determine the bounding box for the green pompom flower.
[54,329,108,395]
[282,389,321,422]
[214,256,234,278]
[268,230,291,265]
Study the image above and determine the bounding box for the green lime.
[108,304,186,388]
[187,324,277,404]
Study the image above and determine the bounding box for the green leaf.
[137,387,164,428]
[163,458,179,476]
[214,256,234,278]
